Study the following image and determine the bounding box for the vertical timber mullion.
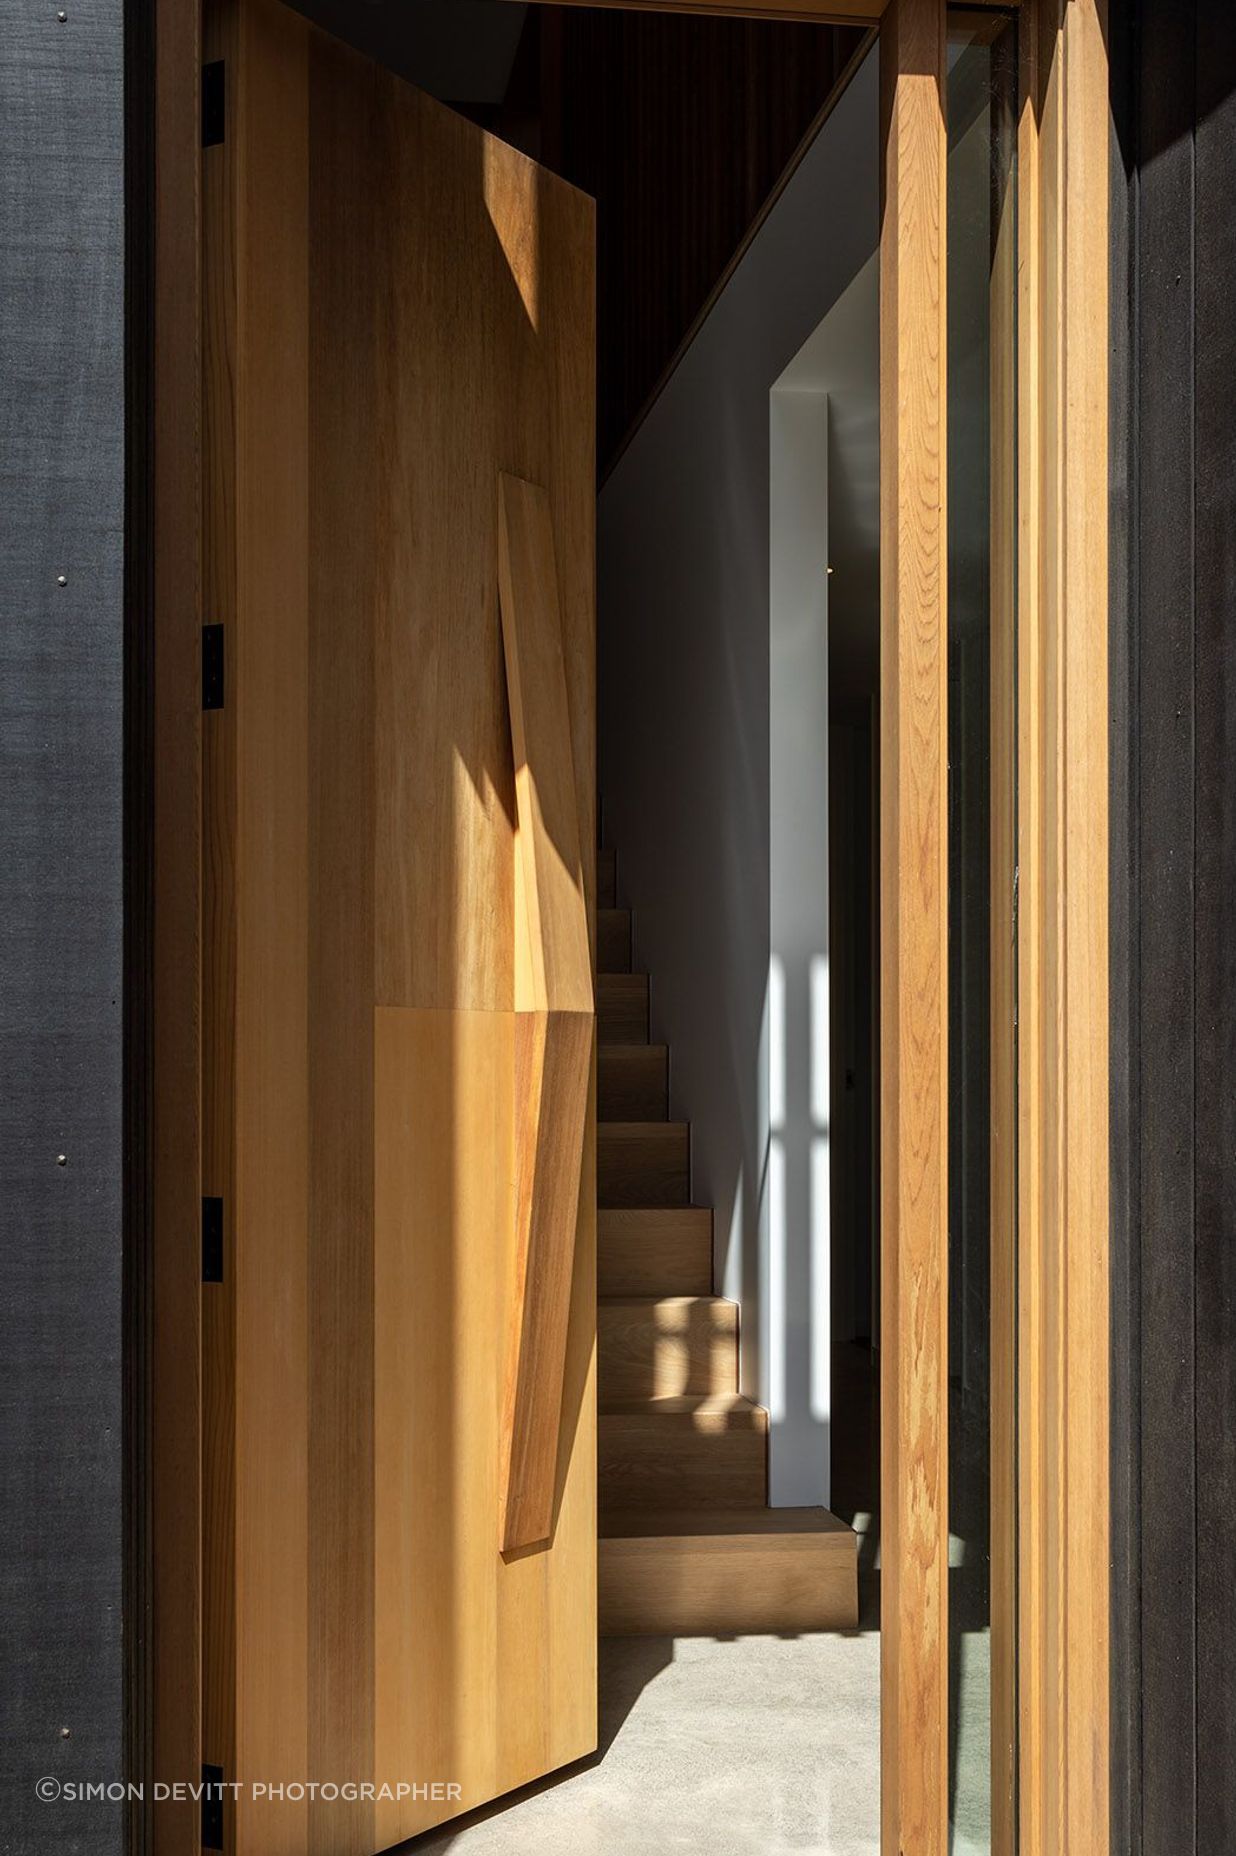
[1016,6,1047,1851]
[1059,1,1111,1848]
[989,15,1020,1850]
[879,2,948,1853]
[1018,2,1111,1852]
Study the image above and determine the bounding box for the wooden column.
[878,1,948,1852]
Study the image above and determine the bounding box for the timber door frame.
[877,4,948,1848]
[878,5,1112,1850]
[147,1,1111,1852]
[879,5,1111,1850]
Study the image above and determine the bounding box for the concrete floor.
[407,1633,882,1856]
[403,1342,991,1854]
[950,1626,992,1856]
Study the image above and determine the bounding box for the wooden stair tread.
[598,1293,736,1309]
[600,1505,852,1541]
[599,1119,686,1135]
[598,1206,710,1226]
[600,1393,767,1426]
[598,1205,710,1227]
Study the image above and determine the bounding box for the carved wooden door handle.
[496,472,594,1554]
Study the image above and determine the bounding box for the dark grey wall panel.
[1134,4,1197,1849]
[1113,2,1236,1850]
[1192,13,1236,1853]
[0,3,127,1852]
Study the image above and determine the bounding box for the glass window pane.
[946,12,1018,1852]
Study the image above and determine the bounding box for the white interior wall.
[768,387,831,1504]
[597,47,878,1507]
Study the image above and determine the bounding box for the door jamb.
[877,5,949,1850]
[149,2,202,1850]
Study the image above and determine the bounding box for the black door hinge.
[202,61,226,147]
[202,624,225,710]
[202,1197,224,1284]
[201,1763,225,1850]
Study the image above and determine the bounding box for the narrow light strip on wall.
[767,1136,787,1425]
[768,954,786,1133]
[810,1137,831,1430]
[809,953,829,1133]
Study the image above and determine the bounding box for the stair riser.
[598,1210,713,1297]
[598,1127,688,1208]
[598,848,617,909]
[599,1417,766,1510]
[599,1301,738,1401]
[597,909,632,973]
[599,1047,667,1121]
[599,1534,858,1636]
[597,975,648,1045]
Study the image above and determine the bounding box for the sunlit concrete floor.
[407,1633,882,1856]
[406,1336,991,1856]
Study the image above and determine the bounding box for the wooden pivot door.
[200,2,598,1850]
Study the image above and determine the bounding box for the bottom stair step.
[599,1507,858,1637]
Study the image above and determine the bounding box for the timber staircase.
[596,843,858,1635]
